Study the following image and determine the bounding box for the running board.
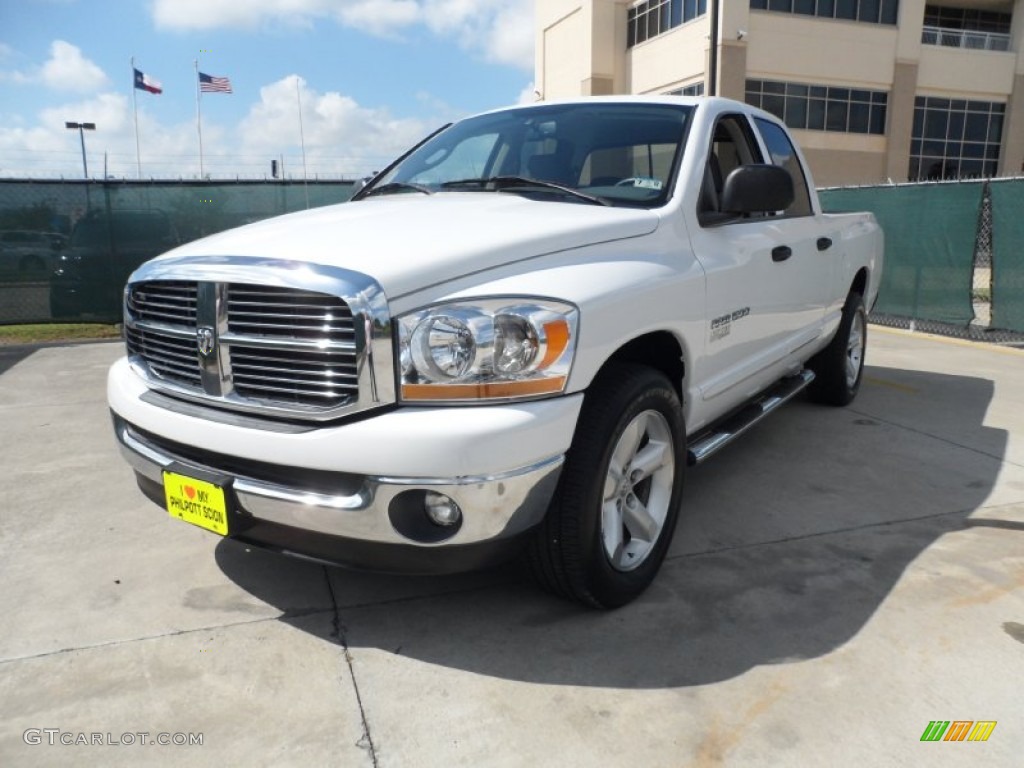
[687,369,815,466]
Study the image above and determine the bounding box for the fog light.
[424,491,462,527]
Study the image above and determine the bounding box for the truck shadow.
[0,345,37,376]
[215,365,1009,688]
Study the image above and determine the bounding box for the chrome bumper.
[114,417,563,549]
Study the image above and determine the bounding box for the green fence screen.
[4,178,1022,334]
[0,179,355,324]
[819,182,983,326]
[989,180,1024,333]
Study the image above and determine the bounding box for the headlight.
[398,299,578,402]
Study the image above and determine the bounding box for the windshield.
[370,102,693,208]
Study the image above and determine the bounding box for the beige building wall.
[535,0,1024,185]
[1002,3,1024,174]
[917,47,1016,98]
[745,13,899,86]
[797,133,890,186]
[628,19,708,94]
[535,0,630,99]
[886,61,918,181]
[742,9,901,185]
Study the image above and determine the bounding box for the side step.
[687,369,815,466]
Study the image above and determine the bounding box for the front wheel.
[808,292,866,406]
[528,363,685,608]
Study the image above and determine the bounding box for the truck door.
[752,116,833,345]
[689,113,826,407]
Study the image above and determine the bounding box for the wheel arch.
[850,267,868,299]
[599,331,687,401]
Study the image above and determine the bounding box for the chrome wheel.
[601,409,675,572]
[845,309,865,388]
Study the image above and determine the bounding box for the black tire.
[528,362,686,608]
[808,292,866,406]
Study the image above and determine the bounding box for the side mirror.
[720,164,794,215]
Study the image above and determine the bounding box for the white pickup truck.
[109,96,882,608]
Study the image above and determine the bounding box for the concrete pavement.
[1,328,1022,766]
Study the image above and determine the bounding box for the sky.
[0,0,535,180]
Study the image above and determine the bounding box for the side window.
[754,118,813,217]
[698,114,764,225]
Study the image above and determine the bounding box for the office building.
[535,0,1024,185]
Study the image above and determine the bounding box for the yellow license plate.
[163,471,229,536]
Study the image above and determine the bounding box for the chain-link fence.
[971,183,993,331]
[6,176,1024,345]
[0,179,356,324]
[820,178,1024,345]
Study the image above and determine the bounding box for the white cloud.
[336,0,420,36]
[151,0,330,30]
[238,75,432,177]
[41,92,131,135]
[483,2,534,68]
[151,0,534,70]
[516,81,537,105]
[0,91,205,179]
[40,41,109,92]
[0,40,109,92]
[0,76,453,179]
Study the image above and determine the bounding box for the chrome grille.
[126,278,363,417]
[126,281,197,325]
[227,284,355,343]
[126,324,201,387]
[230,346,359,404]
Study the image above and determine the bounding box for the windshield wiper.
[363,181,434,198]
[441,176,610,206]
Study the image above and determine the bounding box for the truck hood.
[151,193,659,298]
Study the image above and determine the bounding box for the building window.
[628,0,708,48]
[745,79,888,135]
[921,5,1012,51]
[749,0,899,25]
[909,97,1005,180]
[666,82,705,96]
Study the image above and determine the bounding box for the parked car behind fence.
[50,209,180,320]
[0,229,64,275]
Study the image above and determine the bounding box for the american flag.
[199,72,232,93]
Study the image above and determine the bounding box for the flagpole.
[131,57,142,178]
[195,59,205,178]
[295,75,310,209]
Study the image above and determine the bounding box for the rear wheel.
[808,292,866,406]
[529,363,685,608]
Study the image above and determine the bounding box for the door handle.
[772,245,792,262]
[817,237,833,251]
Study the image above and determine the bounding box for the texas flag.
[133,68,162,94]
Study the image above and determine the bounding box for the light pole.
[65,121,96,178]
[708,0,719,97]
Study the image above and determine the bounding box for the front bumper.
[109,358,583,573]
